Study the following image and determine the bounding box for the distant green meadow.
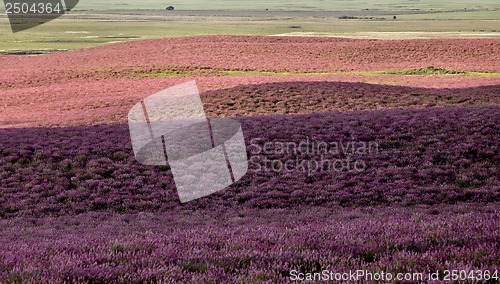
[76,0,499,11]
[0,0,498,52]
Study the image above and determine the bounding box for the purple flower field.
[0,105,498,282]
[0,106,498,217]
[0,205,498,283]
[202,81,500,117]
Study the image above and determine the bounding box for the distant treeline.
[338,16,387,20]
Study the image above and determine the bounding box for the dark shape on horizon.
[166,6,175,11]
[393,15,397,20]
[64,0,78,10]
[6,0,80,33]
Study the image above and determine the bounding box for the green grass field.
[1,12,499,53]
[0,0,498,53]
[76,0,499,11]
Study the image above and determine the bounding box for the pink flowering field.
[0,35,498,282]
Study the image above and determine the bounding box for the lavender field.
[1,106,498,217]
[0,105,499,282]
[1,30,499,282]
[1,205,498,282]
